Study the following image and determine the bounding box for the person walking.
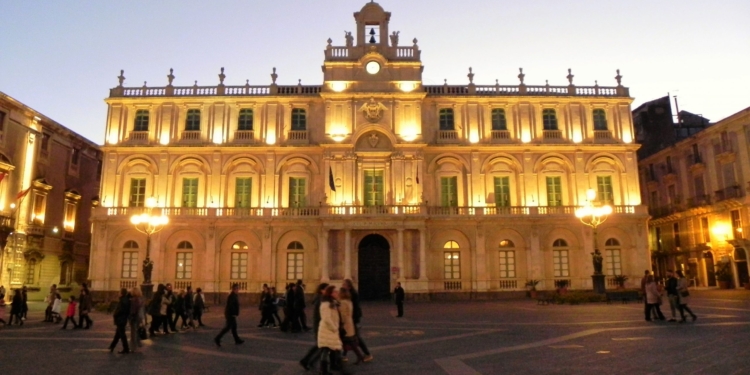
[165,284,176,331]
[640,270,656,320]
[44,284,57,322]
[61,296,79,329]
[160,285,172,334]
[214,283,244,347]
[184,286,195,329]
[0,296,7,326]
[339,287,365,364]
[258,285,273,328]
[193,287,206,327]
[317,285,343,375]
[665,270,680,322]
[299,283,329,371]
[148,284,166,337]
[9,289,23,326]
[342,279,373,362]
[644,275,665,322]
[676,270,698,323]
[296,280,310,331]
[173,290,187,330]
[394,282,405,318]
[270,287,283,327]
[77,287,93,329]
[50,293,63,323]
[109,288,131,354]
[129,287,144,352]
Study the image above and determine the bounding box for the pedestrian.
[299,283,329,371]
[174,289,187,329]
[184,286,195,328]
[160,285,172,334]
[51,293,63,323]
[281,283,298,332]
[9,289,23,326]
[109,288,131,354]
[665,270,679,322]
[165,283,176,331]
[129,287,144,352]
[214,283,244,347]
[644,275,665,322]
[676,270,698,323]
[640,270,651,320]
[296,280,310,331]
[270,287,283,327]
[44,284,57,322]
[0,285,6,299]
[394,282,405,317]
[148,284,165,337]
[317,285,343,375]
[258,285,273,328]
[77,284,93,329]
[193,287,206,327]
[339,287,365,364]
[61,296,79,329]
[342,279,373,362]
[0,296,7,326]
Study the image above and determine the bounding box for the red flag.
[16,186,31,200]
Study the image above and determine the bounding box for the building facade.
[91,2,649,300]
[0,92,102,300]
[639,106,750,288]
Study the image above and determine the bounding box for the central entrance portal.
[358,234,391,300]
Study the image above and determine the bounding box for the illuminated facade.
[640,106,750,288]
[0,92,101,300]
[91,2,649,299]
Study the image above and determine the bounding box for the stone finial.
[245,79,250,88]
[218,67,226,85]
[117,70,125,87]
[413,38,418,47]
[518,68,525,85]
[143,81,147,88]
[271,67,278,84]
[167,68,175,86]
[327,38,332,47]
[615,69,622,86]
[194,80,198,87]
[390,31,400,47]
[467,67,474,84]
[567,68,574,85]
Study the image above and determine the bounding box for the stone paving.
[1,290,749,375]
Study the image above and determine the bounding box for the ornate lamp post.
[130,197,168,297]
[575,189,613,294]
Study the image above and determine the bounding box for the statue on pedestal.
[591,249,603,275]
[143,258,153,285]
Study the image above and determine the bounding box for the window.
[288,241,304,250]
[723,163,736,188]
[0,111,4,132]
[542,109,558,130]
[182,178,198,207]
[364,170,384,206]
[694,175,705,198]
[185,109,201,131]
[649,191,658,208]
[289,177,307,207]
[71,148,80,166]
[40,133,51,155]
[444,251,461,279]
[291,109,307,131]
[498,242,516,279]
[26,259,37,285]
[491,109,507,130]
[235,178,252,208]
[134,109,149,131]
[238,109,254,131]
[552,239,569,277]
[700,217,710,243]
[129,178,146,207]
[287,253,304,280]
[231,252,248,280]
[691,144,702,163]
[655,227,663,251]
[176,252,193,279]
[60,261,73,285]
[667,185,676,204]
[732,210,743,239]
[31,194,46,225]
[177,241,193,249]
[121,251,138,279]
[665,156,673,173]
[648,163,656,181]
[64,201,77,232]
[593,109,607,130]
[673,223,681,247]
[604,238,622,276]
[546,176,562,206]
[439,108,455,131]
[494,176,511,207]
[596,176,613,205]
[440,176,458,207]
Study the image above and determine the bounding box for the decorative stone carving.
[567,68,574,85]
[359,98,387,122]
[167,68,175,86]
[271,67,278,84]
[218,67,225,85]
[117,70,125,87]
[518,67,525,85]
[390,31,399,46]
[367,133,380,148]
[345,31,354,47]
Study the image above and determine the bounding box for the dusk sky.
[1,0,748,144]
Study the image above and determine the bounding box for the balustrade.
[120,280,138,290]
[438,130,458,141]
[593,130,612,139]
[543,130,563,139]
[128,131,149,142]
[181,131,201,141]
[497,279,518,290]
[174,281,192,290]
[288,130,308,141]
[234,130,254,142]
[444,281,462,291]
[491,130,510,140]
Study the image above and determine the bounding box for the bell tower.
[354,2,390,47]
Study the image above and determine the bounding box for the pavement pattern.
[1,289,749,375]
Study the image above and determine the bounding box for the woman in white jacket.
[318,285,342,375]
[676,270,697,322]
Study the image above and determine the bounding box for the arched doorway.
[358,234,391,300]
[704,252,717,287]
[734,248,749,287]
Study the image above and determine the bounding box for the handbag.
[680,290,689,298]
[138,325,147,340]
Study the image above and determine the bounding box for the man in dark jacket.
[394,282,405,317]
[109,288,131,353]
[295,280,310,331]
[299,283,329,370]
[77,284,93,329]
[665,270,679,322]
[184,286,194,328]
[343,279,373,362]
[165,283,176,331]
[214,283,244,347]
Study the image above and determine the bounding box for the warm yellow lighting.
[146,197,157,208]
[63,221,74,231]
[212,132,223,144]
[108,134,119,145]
[521,132,531,143]
[586,189,597,201]
[469,132,480,144]
[266,133,276,145]
[712,223,731,239]
[160,134,170,145]
[401,125,418,142]
[572,132,582,143]
[331,134,346,142]
[52,226,59,234]
[399,82,418,93]
[10,203,16,210]
[329,81,347,92]
[622,132,633,144]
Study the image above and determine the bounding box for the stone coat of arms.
[359,98,387,123]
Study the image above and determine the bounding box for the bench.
[605,291,641,304]
[536,291,555,305]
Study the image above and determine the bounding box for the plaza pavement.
[1,289,749,375]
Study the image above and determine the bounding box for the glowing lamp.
[266,134,276,145]
[586,189,597,201]
[331,134,346,142]
[399,82,417,93]
[160,134,170,145]
[329,81,347,92]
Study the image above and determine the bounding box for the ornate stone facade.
[91,2,649,300]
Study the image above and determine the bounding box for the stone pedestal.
[592,274,606,294]
[141,283,154,299]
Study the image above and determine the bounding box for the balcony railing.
[234,130,254,143]
[181,131,201,141]
[715,186,744,202]
[491,130,510,140]
[594,130,612,139]
[686,195,711,208]
[543,130,562,139]
[288,130,308,141]
[128,131,149,142]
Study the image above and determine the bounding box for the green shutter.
[597,176,613,204]
[182,178,198,207]
[493,177,510,207]
[546,176,562,206]
[364,170,384,206]
[129,178,146,207]
[441,177,458,207]
[235,178,252,208]
[289,177,306,207]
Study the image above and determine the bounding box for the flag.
[16,186,31,200]
[416,164,420,184]
[0,172,6,185]
[328,166,336,192]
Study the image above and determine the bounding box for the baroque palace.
[91,2,649,300]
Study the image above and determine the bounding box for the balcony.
[490,130,511,142]
[593,130,613,141]
[686,195,711,208]
[543,130,562,140]
[234,130,255,143]
[128,131,149,143]
[715,185,744,202]
[181,131,201,142]
[288,130,308,142]
[437,130,459,143]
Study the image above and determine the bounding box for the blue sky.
[1,0,748,143]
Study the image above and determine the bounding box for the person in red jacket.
[61,296,79,329]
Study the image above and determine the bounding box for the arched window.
[498,240,515,278]
[491,108,507,131]
[232,241,248,250]
[552,239,569,277]
[134,109,149,132]
[177,241,193,249]
[444,240,459,249]
[443,240,460,280]
[231,241,248,280]
[286,241,304,280]
[287,241,304,250]
[542,109,558,130]
[124,240,139,249]
[291,109,307,131]
[604,238,622,275]
[439,108,455,130]
[26,259,37,285]
[185,109,201,131]
[593,109,608,131]
[238,109,254,131]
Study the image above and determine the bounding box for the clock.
[365,61,381,75]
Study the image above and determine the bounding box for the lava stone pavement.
[1,289,749,375]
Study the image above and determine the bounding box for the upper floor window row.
[542,109,558,131]
[238,109,254,131]
[439,108,455,131]
[185,109,201,131]
[491,108,507,131]
[134,109,149,132]
[291,108,306,131]
[593,109,607,131]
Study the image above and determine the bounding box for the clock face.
[365,61,381,75]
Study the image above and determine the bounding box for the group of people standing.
[258,280,310,332]
[642,269,698,323]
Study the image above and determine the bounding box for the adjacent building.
[90,2,649,300]
[0,92,102,300]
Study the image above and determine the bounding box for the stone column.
[345,229,352,279]
[319,229,329,281]
[397,228,404,281]
[419,228,427,280]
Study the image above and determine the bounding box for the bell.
[369,35,376,43]
[369,28,376,35]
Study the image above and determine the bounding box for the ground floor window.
[444,251,461,279]
[176,252,193,279]
[498,250,516,278]
[26,259,37,285]
[287,253,303,280]
[231,252,248,279]
[122,251,138,279]
[553,250,569,277]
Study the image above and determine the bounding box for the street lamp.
[575,189,613,294]
[130,197,168,297]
